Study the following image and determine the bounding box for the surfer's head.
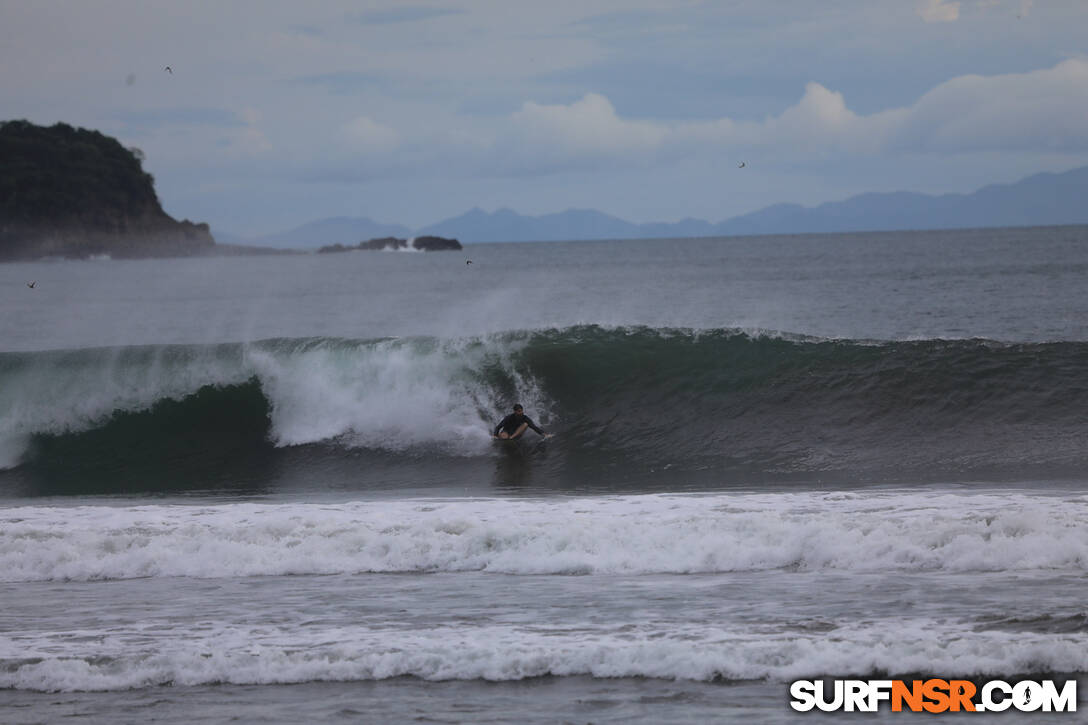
[513,404,524,414]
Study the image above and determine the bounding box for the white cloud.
[495,58,1088,171]
[341,116,401,154]
[240,108,263,127]
[741,59,1088,155]
[917,0,961,22]
[891,58,1088,152]
[227,108,272,157]
[763,82,901,153]
[510,93,668,156]
[232,127,273,156]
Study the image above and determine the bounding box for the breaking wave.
[3,326,1087,489]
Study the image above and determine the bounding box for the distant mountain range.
[220,166,1088,248]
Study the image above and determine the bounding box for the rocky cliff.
[0,120,216,261]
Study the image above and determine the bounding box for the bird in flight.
[466,260,473,265]
[26,281,36,289]
[164,66,173,74]
[737,161,746,168]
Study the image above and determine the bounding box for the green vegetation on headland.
[318,236,462,253]
[0,120,215,261]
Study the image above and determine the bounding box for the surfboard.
[493,433,554,456]
[492,433,554,444]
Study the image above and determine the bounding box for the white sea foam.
[2,492,1085,583]
[3,618,1086,691]
[244,337,544,452]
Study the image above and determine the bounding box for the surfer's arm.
[526,417,546,435]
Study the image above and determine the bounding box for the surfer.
[493,403,549,440]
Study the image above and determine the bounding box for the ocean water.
[1,226,1087,723]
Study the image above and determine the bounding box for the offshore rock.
[319,236,463,253]
[357,236,462,251]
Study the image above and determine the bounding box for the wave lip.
[2,493,1086,583]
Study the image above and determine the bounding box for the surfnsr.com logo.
[789,679,1077,713]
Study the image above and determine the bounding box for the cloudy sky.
[3,0,1087,237]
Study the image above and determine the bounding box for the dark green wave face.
[501,327,1088,479]
[3,326,1087,496]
